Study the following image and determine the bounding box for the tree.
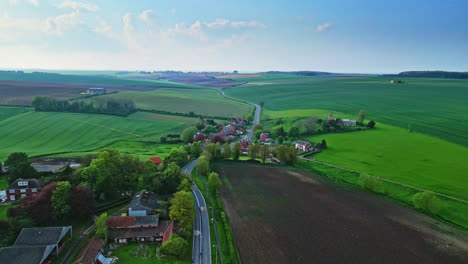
[9,162,39,183]
[178,178,192,192]
[277,136,284,144]
[193,133,206,142]
[169,191,195,238]
[203,125,217,134]
[22,183,57,224]
[248,143,260,160]
[272,126,285,138]
[259,100,264,108]
[412,191,440,214]
[253,124,263,132]
[70,185,93,219]
[367,120,376,129]
[232,142,241,160]
[160,136,167,143]
[191,142,202,158]
[259,145,271,163]
[357,109,367,125]
[195,119,205,130]
[214,142,222,160]
[159,235,190,258]
[275,145,287,162]
[4,152,29,172]
[197,159,209,176]
[254,129,262,139]
[359,173,384,194]
[286,146,298,165]
[51,181,72,220]
[208,172,222,191]
[181,127,197,143]
[222,143,231,159]
[95,213,108,240]
[303,116,318,134]
[211,135,225,144]
[161,163,182,194]
[321,139,327,149]
[288,127,300,138]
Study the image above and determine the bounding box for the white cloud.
[57,0,99,12]
[45,11,82,35]
[230,20,266,29]
[139,10,154,23]
[205,19,230,29]
[170,8,176,16]
[122,13,134,34]
[316,23,332,32]
[93,20,111,34]
[28,0,38,6]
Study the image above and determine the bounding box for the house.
[87,88,107,95]
[260,133,270,142]
[107,216,173,244]
[295,140,312,152]
[73,237,113,264]
[0,226,72,264]
[239,139,250,150]
[0,190,6,202]
[128,190,166,216]
[342,119,357,127]
[230,118,248,128]
[6,178,43,201]
[148,157,163,165]
[328,114,334,120]
[219,125,236,136]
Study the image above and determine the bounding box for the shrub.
[412,191,440,214]
[359,173,384,194]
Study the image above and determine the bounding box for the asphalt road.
[183,160,211,264]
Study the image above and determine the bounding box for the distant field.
[88,88,253,118]
[225,76,468,146]
[215,74,264,79]
[0,106,29,122]
[129,111,201,124]
[0,110,182,159]
[307,123,468,200]
[217,165,468,264]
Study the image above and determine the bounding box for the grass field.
[225,76,468,146]
[0,177,8,189]
[88,88,253,118]
[0,205,14,221]
[112,244,190,264]
[0,110,182,160]
[0,106,29,122]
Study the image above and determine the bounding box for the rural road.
[218,87,261,140]
[183,160,211,264]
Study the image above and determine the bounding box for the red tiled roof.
[107,216,136,228]
[73,237,104,264]
[149,157,163,165]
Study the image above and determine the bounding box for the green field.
[0,111,182,160]
[87,88,253,118]
[307,123,468,201]
[112,244,190,264]
[0,106,29,122]
[225,76,468,146]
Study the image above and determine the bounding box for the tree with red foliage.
[211,135,225,144]
[70,185,93,219]
[22,183,57,224]
[193,133,206,142]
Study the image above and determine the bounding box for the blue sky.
[1,0,467,73]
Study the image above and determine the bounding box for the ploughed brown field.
[216,165,468,264]
[0,80,157,105]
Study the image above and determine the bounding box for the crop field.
[0,106,29,122]
[0,110,182,159]
[225,76,468,146]
[129,111,202,124]
[217,165,468,264]
[89,88,253,118]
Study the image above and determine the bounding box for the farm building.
[0,226,72,264]
[6,178,43,201]
[128,189,166,216]
[73,237,113,264]
[107,216,173,244]
[342,119,357,127]
[87,88,107,95]
[148,157,163,165]
[295,140,312,151]
[219,125,236,136]
[260,133,271,142]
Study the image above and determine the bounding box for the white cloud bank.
[316,23,332,32]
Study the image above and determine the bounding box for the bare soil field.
[216,165,468,264]
[215,74,264,79]
[0,80,158,105]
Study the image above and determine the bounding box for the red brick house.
[107,215,173,244]
[6,179,43,201]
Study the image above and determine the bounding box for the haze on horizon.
[1,0,467,73]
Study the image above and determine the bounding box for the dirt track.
[217,165,468,264]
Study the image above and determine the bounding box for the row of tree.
[31,96,136,116]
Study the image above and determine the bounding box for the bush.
[159,234,189,259]
[359,173,385,194]
[412,191,440,214]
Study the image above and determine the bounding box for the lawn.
[0,177,8,189]
[112,244,190,264]
[0,205,14,221]
[0,111,183,160]
[88,88,253,118]
[225,76,468,146]
[307,123,468,201]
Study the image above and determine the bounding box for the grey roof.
[295,140,311,145]
[135,215,159,226]
[0,245,56,264]
[129,190,165,214]
[7,179,43,190]
[15,226,72,246]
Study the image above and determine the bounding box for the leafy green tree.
[161,163,182,194]
[197,158,209,176]
[215,142,222,160]
[275,145,287,162]
[259,145,271,163]
[51,181,72,220]
[232,142,241,160]
[357,109,367,125]
[254,129,262,139]
[204,144,216,160]
[9,162,39,183]
[248,143,260,160]
[321,139,327,149]
[166,148,189,167]
[203,125,217,134]
[160,136,167,143]
[190,142,202,158]
[222,143,231,159]
[246,115,254,122]
[287,146,298,165]
[288,127,300,138]
[359,173,384,194]
[195,119,206,130]
[253,124,263,132]
[169,191,195,238]
[367,120,376,128]
[159,234,190,258]
[412,191,440,214]
[303,116,318,134]
[181,127,197,143]
[272,126,285,138]
[177,178,192,192]
[208,172,222,191]
[277,136,284,144]
[95,213,109,240]
[259,100,264,107]
[4,152,29,172]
